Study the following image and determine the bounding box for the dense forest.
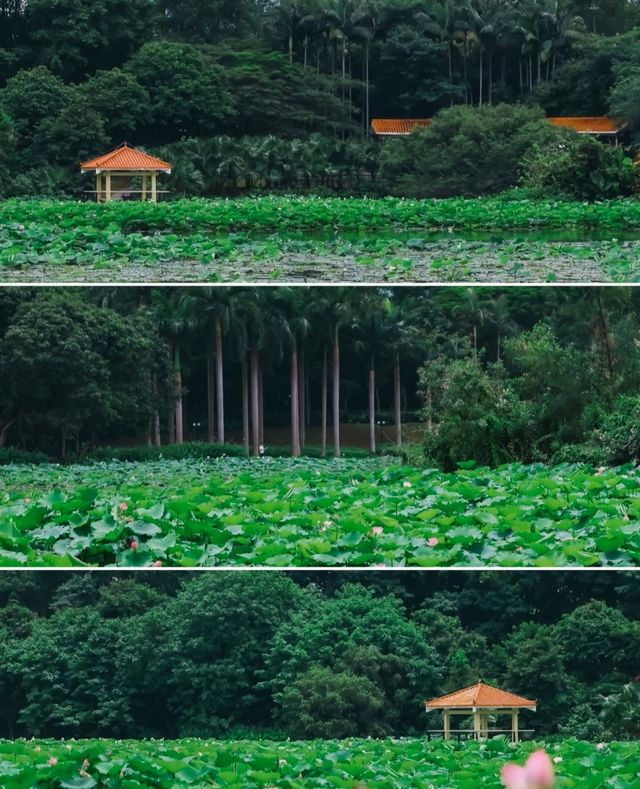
[0,571,637,740]
[2,287,640,467]
[1,0,640,197]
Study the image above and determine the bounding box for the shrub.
[377,104,561,198]
[84,442,245,462]
[419,358,537,470]
[0,448,50,465]
[521,133,635,200]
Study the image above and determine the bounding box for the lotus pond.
[0,737,636,788]
[2,196,640,282]
[1,458,639,567]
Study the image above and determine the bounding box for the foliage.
[2,458,640,567]
[420,359,535,469]
[377,105,562,198]
[0,737,637,787]
[25,0,158,80]
[124,42,235,142]
[0,571,637,740]
[521,134,635,200]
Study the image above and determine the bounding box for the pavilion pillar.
[142,173,147,201]
[105,172,112,202]
[151,172,157,203]
[512,710,519,743]
[96,173,102,203]
[443,710,451,740]
[473,710,482,740]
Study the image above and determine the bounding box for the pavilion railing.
[426,729,535,742]
[83,190,171,202]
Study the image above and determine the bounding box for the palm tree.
[181,288,236,445]
[352,291,390,454]
[151,291,196,445]
[310,288,356,458]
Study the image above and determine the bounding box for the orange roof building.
[425,682,537,742]
[371,118,432,136]
[547,116,628,135]
[80,142,172,203]
[371,115,628,139]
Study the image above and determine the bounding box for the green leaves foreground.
[0,738,637,789]
[1,458,639,567]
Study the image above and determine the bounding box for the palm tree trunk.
[369,355,376,455]
[365,40,370,135]
[258,356,264,446]
[332,328,340,458]
[207,352,215,443]
[215,316,224,444]
[242,354,249,456]
[299,344,306,451]
[394,352,402,448]
[153,371,161,447]
[489,53,493,105]
[321,346,328,458]
[250,347,260,457]
[174,346,184,445]
[291,343,301,458]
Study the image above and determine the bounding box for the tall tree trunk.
[250,347,260,457]
[321,346,328,458]
[333,328,340,458]
[289,33,293,65]
[207,351,215,443]
[299,344,306,451]
[174,346,184,445]
[291,342,301,458]
[448,43,453,105]
[369,354,376,455]
[215,316,224,444]
[0,418,17,448]
[479,50,483,106]
[242,354,249,456]
[394,352,402,449]
[489,53,493,105]
[258,357,264,446]
[167,409,175,445]
[365,40,370,134]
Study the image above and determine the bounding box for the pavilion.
[424,682,537,743]
[80,142,173,203]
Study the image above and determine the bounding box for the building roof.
[372,115,627,137]
[371,118,432,136]
[81,143,172,173]
[425,683,537,711]
[547,116,628,134]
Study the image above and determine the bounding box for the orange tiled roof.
[81,143,172,173]
[425,683,537,710]
[371,118,432,136]
[548,116,628,134]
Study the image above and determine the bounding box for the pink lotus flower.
[372,526,384,537]
[120,502,128,512]
[428,537,439,547]
[154,560,163,567]
[130,540,139,550]
[48,757,58,766]
[502,751,555,789]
